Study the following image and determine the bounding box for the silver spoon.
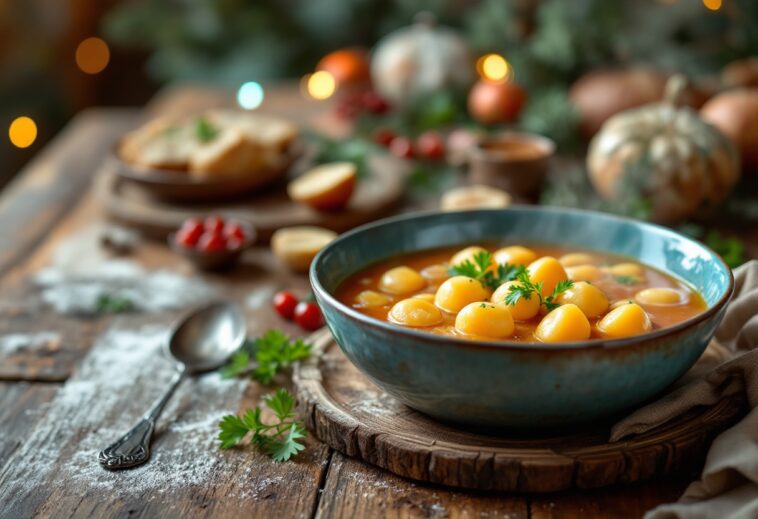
[98,301,246,470]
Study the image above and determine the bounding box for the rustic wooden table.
[0,84,751,518]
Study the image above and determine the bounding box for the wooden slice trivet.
[294,337,747,493]
[95,153,405,242]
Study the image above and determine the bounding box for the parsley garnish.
[221,329,312,384]
[448,251,526,290]
[218,388,307,461]
[195,117,219,142]
[504,271,574,311]
[95,294,134,313]
[613,275,639,285]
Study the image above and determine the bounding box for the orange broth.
[335,244,707,343]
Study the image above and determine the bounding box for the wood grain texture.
[316,452,529,519]
[0,382,59,471]
[295,341,746,493]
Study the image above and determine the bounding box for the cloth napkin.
[610,260,758,519]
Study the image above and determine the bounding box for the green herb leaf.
[704,230,746,269]
[220,330,312,384]
[448,250,526,290]
[195,117,219,142]
[613,275,639,286]
[95,294,134,313]
[503,270,573,311]
[217,388,307,461]
[220,351,250,379]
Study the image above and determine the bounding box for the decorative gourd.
[701,88,758,172]
[370,14,474,105]
[587,75,741,223]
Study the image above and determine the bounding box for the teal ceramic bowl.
[310,208,733,428]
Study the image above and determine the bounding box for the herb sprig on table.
[448,251,526,290]
[221,329,311,384]
[218,388,306,461]
[504,271,574,312]
[218,329,312,462]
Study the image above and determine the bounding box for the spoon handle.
[98,367,187,470]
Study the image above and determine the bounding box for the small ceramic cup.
[468,132,556,200]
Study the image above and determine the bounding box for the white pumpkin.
[370,14,474,105]
[587,75,741,223]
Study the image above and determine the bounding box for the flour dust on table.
[0,332,60,356]
[0,323,256,509]
[33,224,215,315]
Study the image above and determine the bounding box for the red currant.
[273,291,299,320]
[294,301,324,331]
[225,236,244,250]
[389,137,414,159]
[204,215,225,235]
[223,221,246,242]
[416,131,445,160]
[197,232,225,253]
[361,90,389,114]
[373,128,396,147]
[175,219,204,247]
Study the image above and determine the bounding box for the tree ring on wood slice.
[292,339,746,493]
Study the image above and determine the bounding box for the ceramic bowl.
[310,207,733,428]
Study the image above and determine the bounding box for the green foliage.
[448,250,526,290]
[503,270,573,311]
[220,329,311,384]
[218,388,307,461]
[95,295,134,313]
[679,224,746,269]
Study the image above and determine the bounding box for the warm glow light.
[9,116,37,148]
[477,54,511,82]
[306,71,336,100]
[237,81,264,109]
[75,37,110,74]
[703,0,722,10]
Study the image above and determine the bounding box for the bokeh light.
[237,81,264,109]
[305,71,336,100]
[476,54,511,83]
[9,117,37,148]
[703,0,722,10]
[75,37,110,74]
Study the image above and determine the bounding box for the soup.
[335,244,707,343]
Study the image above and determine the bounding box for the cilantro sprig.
[613,275,639,286]
[221,329,311,384]
[218,388,307,462]
[504,270,574,312]
[195,117,219,142]
[448,251,526,290]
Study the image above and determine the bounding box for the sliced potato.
[440,184,511,211]
[271,226,337,273]
[288,161,357,211]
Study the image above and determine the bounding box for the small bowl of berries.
[170,215,255,271]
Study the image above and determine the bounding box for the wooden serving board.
[96,153,406,242]
[294,338,746,493]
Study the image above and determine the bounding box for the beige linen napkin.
[610,260,758,519]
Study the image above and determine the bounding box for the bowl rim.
[310,206,734,352]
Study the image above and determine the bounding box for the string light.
[237,81,264,109]
[75,37,110,74]
[305,71,336,100]
[9,117,37,148]
[703,0,722,10]
[476,54,511,83]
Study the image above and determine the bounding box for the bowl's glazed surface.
[310,207,733,428]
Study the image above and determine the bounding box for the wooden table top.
[0,83,734,518]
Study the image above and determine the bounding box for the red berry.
[223,221,246,242]
[294,301,324,331]
[373,128,396,147]
[361,90,389,114]
[389,137,414,159]
[416,131,445,160]
[225,236,244,250]
[273,291,299,320]
[175,219,204,247]
[197,232,225,253]
[204,216,225,235]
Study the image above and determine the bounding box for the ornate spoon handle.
[98,367,186,470]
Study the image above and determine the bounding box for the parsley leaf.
[218,388,307,462]
[613,275,639,286]
[95,294,134,313]
[448,250,526,290]
[195,117,219,142]
[220,330,312,384]
[503,270,573,311]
